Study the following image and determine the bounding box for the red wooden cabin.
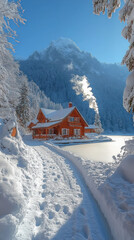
[31,103,88,139]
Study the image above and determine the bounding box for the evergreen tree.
[94,113,104,134]
[16,82,30,127]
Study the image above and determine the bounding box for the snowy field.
[0,132,134,240]
[61,135,133,162]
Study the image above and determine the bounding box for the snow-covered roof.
[41,108,56,118]
[32,121,61,129]
[85,125,99,129]
[41,107,75,122]
[31,118,38,124]
[26,118,38,127]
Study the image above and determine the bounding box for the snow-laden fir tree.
[16,81,30,127]
[28,81,62,120]
[93,0,134,115]
[94,113,104,133]
[0,0,25,119]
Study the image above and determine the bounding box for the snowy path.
[15,142,113,240]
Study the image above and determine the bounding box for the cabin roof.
[41,108,56,117]
[32,120,61,129]
[27,118,38,127]
[41,107,75,122]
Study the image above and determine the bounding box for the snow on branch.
[93,0,120,18]
[0,0,25,51]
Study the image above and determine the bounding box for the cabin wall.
[85,129,96,133]
[58,109,86,138]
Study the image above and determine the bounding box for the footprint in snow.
[42,184,46,189]
[35,216,42,227]
[51,192,54,197]
[48,211,55,219]
[57,174,61,179]
[52,172,55,176]
[43,179,46,183]
[40,202,45,211]
[78,193,83,198]
[55,204,61,212]
[63,206,69,214]
[42,192,46,198]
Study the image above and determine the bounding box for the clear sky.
[12,0,128,64]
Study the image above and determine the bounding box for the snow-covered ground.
[62,135,132,162]
[0,136,113,240]
[0,130,134,240]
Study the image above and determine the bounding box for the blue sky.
[12,0,128,64]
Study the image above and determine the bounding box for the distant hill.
[19,38,133,132]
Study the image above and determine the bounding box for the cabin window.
[69,117,74,122]
[69,117,80,122]
[62,128,69,135]
[74,129,80,135]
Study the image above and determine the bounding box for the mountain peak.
[28,38,81,60]
[50,38,80,52]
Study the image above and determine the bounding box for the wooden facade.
[85,125,99,134]
[85,128,96,133]
[31,104,88,139]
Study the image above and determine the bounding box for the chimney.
[69,102,73,108]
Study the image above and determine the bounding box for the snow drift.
[0,120,41,239]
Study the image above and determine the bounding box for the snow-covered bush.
[117,155,134,183]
